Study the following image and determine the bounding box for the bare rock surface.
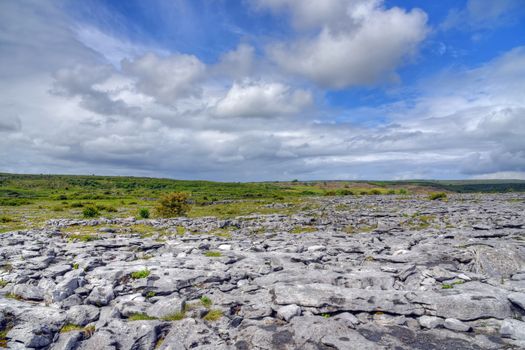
[1,193,525,349]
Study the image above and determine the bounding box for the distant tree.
[155,192,191,217]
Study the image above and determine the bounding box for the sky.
[1,0,524,181]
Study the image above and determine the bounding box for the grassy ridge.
[1,173,524,233]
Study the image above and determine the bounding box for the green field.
[1,173,524,233]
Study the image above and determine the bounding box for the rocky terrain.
[1,193,525,349]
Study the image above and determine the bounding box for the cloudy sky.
[1,0,524,181]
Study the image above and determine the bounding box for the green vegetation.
[68,234,99,242]
[82,206,100,218]
[162,312,185,321]
[4,293,22,300]
[155,192,191,217]
[72,263,79,270]
[0,279,8,288]
[290,226,316,234]
[204,251,222,258]
[128,313,157,321]
[60,324,96,337]
[1,173,524,233]
[130,269,150,279]
[200,296,213,308]
[202,309,223,321]
[138,208,150,219]
[429,192,447,201]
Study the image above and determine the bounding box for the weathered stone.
[444,318,471,332]
[276,304,301,322]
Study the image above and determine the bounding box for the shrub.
[429,192,447,201]
[70,202,84,208]
[370,189,382,195]
[155,192,191,217]
[138,208,150,219]
[131,269,150,279]
[83,206,99,218]
[0,215,15,223]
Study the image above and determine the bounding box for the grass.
[1,173,523,232]
[0,279,8,288]
[130,269,150,279]
[162,312,185,321]
[202,309,223,321]
[4,293,22,300]
[290,226,316,234]
[200,296,212,308]
[60,324,96,337]
[429,192,447,201]
[128,313,157,321]
[68,234,99,242]
[204,251,222,258]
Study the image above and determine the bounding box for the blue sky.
[1,0,525,180]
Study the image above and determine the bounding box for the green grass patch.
[204,251,222,258]
[290,226,316,234]
[200,296,213,308]
[0,279,8,288]
[162,311,185,321]
[130,269,150,279]
[128,313,157,321]
[202,309,222,321]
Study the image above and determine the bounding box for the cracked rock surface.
[1,193,525,349]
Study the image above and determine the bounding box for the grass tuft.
[130,269,150,279]
[202,309,222,321]
[204,251,222,258]
[128,313,157,321]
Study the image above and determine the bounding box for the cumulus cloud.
[122,53,206,105]
[1,0,524,181]
[214,81,312,118]
[257,0,428,88]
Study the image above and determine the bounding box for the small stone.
[277,304,301,322]
[218,244,232,251]
[418,315,443,329]
[307,245,326,252]
[444,318,471,332]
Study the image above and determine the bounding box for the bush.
[82,206,99,218]
[138,208,150,219]
[155,192,191,217]
[429,192,447,201]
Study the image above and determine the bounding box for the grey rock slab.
[12,283,45,301]
[508,292,525,310]
[66,305,100,326]
[145,297,186,319]
[49,331,83,350]
[418,315,444,329]
[7,323,54,348]
[444,318,471,332]
[276,304,301,322]
[500,318,525,340]
[86,285,114,306]
[273,283,425,316]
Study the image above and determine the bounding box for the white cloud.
[122,53,206,105]
[214,81,312,118]
[257,0,428,88]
